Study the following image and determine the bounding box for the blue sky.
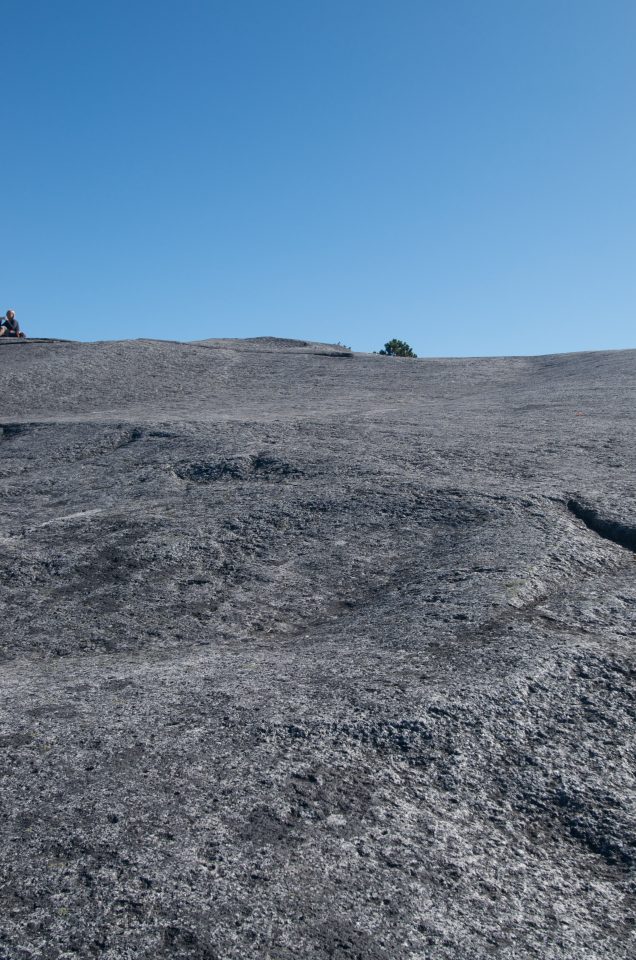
[2,0,634,355]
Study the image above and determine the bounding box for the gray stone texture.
[0,336,634,959]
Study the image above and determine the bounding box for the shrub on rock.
[378,339,417,357]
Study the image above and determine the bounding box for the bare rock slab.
[0,340,635,959]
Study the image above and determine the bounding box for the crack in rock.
[567,498,636,553]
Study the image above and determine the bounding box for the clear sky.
[2,0,634,356]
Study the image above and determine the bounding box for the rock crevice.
[567,498,636,553]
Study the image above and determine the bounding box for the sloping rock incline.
[0,338,635,959]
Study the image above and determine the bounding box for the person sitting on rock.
[0,310,25,338]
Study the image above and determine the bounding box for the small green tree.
[378,339,417,357]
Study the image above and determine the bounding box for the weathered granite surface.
[0,337,634,959]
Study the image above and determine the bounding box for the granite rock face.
[0,337,634,959]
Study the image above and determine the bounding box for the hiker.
[0,310,25,338]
